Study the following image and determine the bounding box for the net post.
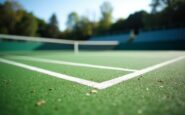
[74,41,79,54]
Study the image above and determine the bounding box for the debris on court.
[4,80,11,85]
[138,75,144,80]
[30,89,36,93]
[35,99,46,107]
[90,89,98,94]
[112,103,117,106]
[54,106,59,111]
[86,93,90,96]
[157,79,164,83]
[146,88,149,91]
[137,109,143,114]
[159,85,164,88]
[86,89,98,96]
[57,98,61,102]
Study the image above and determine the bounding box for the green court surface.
[0,51,185,115]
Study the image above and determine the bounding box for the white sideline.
[11,56,138,72]
[97,55,185,89]
[0,58,100,89]
[0,55,184,90]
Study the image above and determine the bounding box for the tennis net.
[0,34,119,53]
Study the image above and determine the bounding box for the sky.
[0,0,151,31]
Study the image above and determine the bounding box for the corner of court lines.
[1,55,185,90]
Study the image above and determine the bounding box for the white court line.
[0,58,100,89]
[97,55,185,89]
[0,56,184,90]
[10,56,138,72]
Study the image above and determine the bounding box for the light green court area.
[0,51,185,115]
[3,51,184,69]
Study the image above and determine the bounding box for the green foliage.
[150,0,161,14]
[124,11,147,33]
[0,1,37,36]
[110,11,147,34]
[0,0,184,40]
[65,12,94,40]
[0,1,20,34]
[46,14,60,38]
[36,18,48,37]
[16,12,38,36]
[98,1,113,33]
[74,16,94,40]
[145,0,185,29]
[110,19,125,33]
[66,12,80,31]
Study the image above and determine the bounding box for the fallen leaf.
[86,93,90,96]
[90,89,98,94]
[157,80,164,83]
[35,99,46,106]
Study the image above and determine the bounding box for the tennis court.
[1,0,185,115]
[1,50,185,115]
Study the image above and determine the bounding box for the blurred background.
[0,0,185,51]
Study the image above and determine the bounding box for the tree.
[75,16,93,40]
[98,1,113,33]
[110,19,125,33]
[147,0,185,28]
[65,12,94,40]
[150,0,185,13]
[36,18,48,37]
[0,0,38,36]
[16,12,38,36]
[149,0,173,13]
[0,0,22,34]
[66,12,79,31]
[150,0,161,14]
[46,14,60,38]
[121,11,147,34]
